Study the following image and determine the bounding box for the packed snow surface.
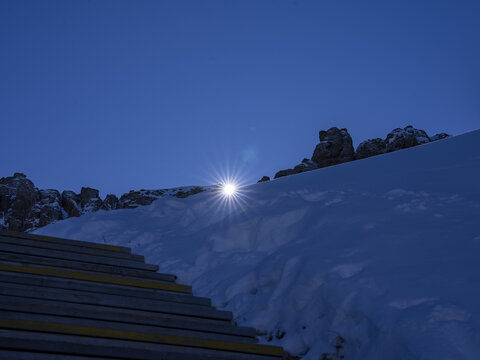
[35,130,480,360]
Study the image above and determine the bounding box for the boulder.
[257,176,270,183]
[0,173,41,232]
[175,186,204,199]
[274,168,296,179]
[61,191,81,217]
[80,187,103,211]
[103,194,119,210]
[293,158,319,173]
[385,125,430,152]
[119,189,165,209]
[37,189,63,227]
[430,133,451,142]
[311,127,354,167]
[355,138,386,160]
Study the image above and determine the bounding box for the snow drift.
[35,130,480,360]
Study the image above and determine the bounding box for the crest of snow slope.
[35,130,480,360]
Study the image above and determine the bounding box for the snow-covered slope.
[35,130,480,360]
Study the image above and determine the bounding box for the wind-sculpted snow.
[35,130,480,360]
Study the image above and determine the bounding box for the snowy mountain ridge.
[0,173,207,232]
[35,129,480,360]
[1,125,449,233]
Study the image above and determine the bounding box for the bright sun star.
[222,183,237,197]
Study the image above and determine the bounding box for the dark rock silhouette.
[274,168,297,179]
[271,125,451,179]
[61,191,81,218]
[102,194,119,210]
[311,127,355,167]
[384,125,430,152]
[257,176,271,183]
[355,138,386,160]
[430,133,451,141]
[0,173,40,231]
[80,187,103,212]
[119,189,166,208]
[0,173,206,232]
[274,159,319,179]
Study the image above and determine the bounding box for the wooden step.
[0,272,208,306]
[0,310,257,344]
[0,320,284,358]
[0,242,157,271]
[0,282,232,321]
[0,263,187,292]
[0,295,257,340]
[0,295,256,337]
[0,235,144,262]
[0,231,130,253]
[0,330,282,360]
[0,251,174,282]
[0,349,116,360]
[0,231,287,359]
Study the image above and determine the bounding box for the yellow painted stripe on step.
[0,263,190,293]
[1,231,126,253]
[0,318,284,357]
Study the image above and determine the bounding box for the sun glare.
[222,183,237,197]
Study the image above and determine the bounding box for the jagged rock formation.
[2,126,450,231]
[0,173,206,232]
[430,132,450,141]
[273,125,451,179]
[257,176,271,183]
[384,125,430,152]
[274,159,319,179]
[312,127,355,167]
[356,126,451,160]
[355,138,386,160]
[275,127,354,179]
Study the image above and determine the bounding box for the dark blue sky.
[1,0,479,196]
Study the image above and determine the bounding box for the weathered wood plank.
[0,350,117,360]
[0,251,174,282]
[0,242,156,271]
[0,231,130,253]
[0,235,143,261]
[0,272,205,306]
[0,296,256,339]
[0,330,282,360]
[0,263,190,293]
[0,310,257,344]
[0,282,231,321]
[0,319,284,357]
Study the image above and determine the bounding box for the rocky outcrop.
[274,159,320,179]
[102,194,119,210]
[355,126,452,160]
[37,189,63,228]
[119,189,166,209]
[274,168,296,179]
[384,125,430,152]
[257,176,270,183]
[0,173,40,231]
[430,133,451,142]
[270,125,451,179]
[80,187,103,212]
[355,138,386,160]
[61,191,81,218]
[174,187,205,199]
[0,173,206,232]
[275,127,355,179]
[311,127,355,167]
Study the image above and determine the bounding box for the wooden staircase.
[0,231,286,359]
